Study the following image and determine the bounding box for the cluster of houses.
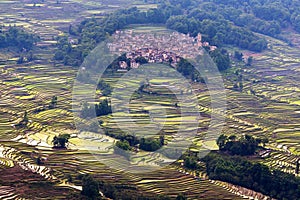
[122,49,181,69]
[107,29,217,69]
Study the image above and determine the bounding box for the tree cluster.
[97,80,112,96]
[183,155,198,170]
[139,136,164,152]
[80,99,112,119]
[203,153,300,200]
[177,59,203,82]
[52,134,70,148]
[0,26,39,50]
[105,130,165,152]
[81,174,101,199]
[116,140,131,151]
[17,50,36,64]
[216,134,268,156]
[208,49,231,71]
[77,173,173,200]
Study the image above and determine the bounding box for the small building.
[68,38,78,45]
[130,60,140,68]
[210,46,217,51]
[203,42,209,47]
[119,61,128,69]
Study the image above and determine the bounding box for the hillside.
[0,0,300,199]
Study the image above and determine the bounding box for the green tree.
[159,135,165,146]
[81,174,100,199]
[234,51,243,61]
[95,98,112,116]
[176,193,187,200]
[209,49,231,71]
[238,81,243,91]
[135,56,148,64]
[247,56,253,66]
[261,137,269,147]
[23,111,29,124]
[17,56,24,64]
[97,80,112,96]
[52,134,70,148]
[116,140,131,151]
[80,101,93,119]
[49,96,58,109]
[216,134,227,150]
[184,155,198,169]
[140,137,162,151]
[36,156,42,165]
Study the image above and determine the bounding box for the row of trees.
[77,52,229,93]
[203,153,300,199]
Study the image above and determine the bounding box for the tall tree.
[81,174,100,199]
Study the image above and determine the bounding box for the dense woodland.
[169,0,300,34]
[205,0,300,32]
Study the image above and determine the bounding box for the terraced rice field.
[1,0,300,199]
[214,35,300,183]
[223,35,300,155]
[0,0,248,199]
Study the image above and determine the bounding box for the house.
[68,38,78,45]
[119,61,128,69]
[109,30,217,70]
[130,60,140,68]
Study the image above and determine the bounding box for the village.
[107,29,217,69]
